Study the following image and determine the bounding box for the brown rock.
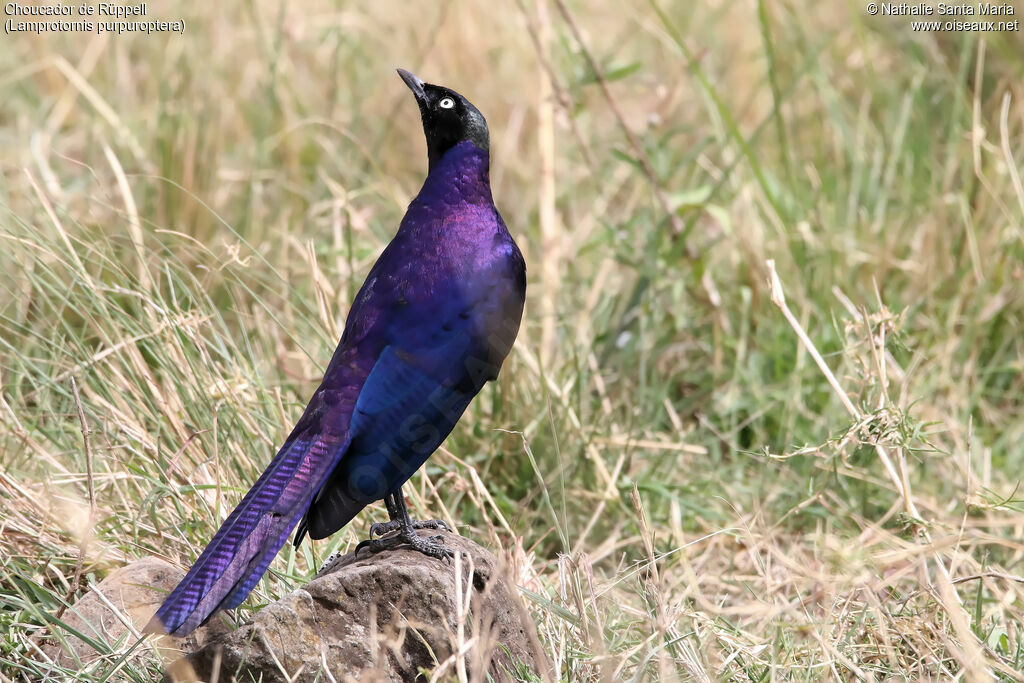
[41,556,225,671]
[178,533,551,682]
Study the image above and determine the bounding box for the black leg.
[393,490,452,533]
[355,486,453,559]
[385,491,401,521]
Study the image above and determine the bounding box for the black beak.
[397,68,427,104]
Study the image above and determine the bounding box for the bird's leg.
[389,491,454,558]
[366,489,452,539]
[392,488,453,534]
[365,492,404,539]
[356,488,453,559]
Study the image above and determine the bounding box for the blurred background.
[1,0,1023,678]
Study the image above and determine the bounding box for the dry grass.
[2,0,1024,680]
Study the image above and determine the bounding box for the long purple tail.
[147,433,349,636]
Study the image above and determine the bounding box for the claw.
[355,530,452,560]
[412,518,452,533]
[354,535,391,557]
[404,532,453,559]
[367,517,452,540]
[356,491,454,560]
[368,520,401,539]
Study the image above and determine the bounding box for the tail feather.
[147,433,350,637]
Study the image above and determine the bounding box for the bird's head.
[398,68,490,170]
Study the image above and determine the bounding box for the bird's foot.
[355,529,453,560]
[367,517,452,539]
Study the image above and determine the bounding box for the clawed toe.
[357,492,455,560]
[355,534,398,556]
[368,520,402,539]
[355,530,452,560]
[411,518,452,533]
[368,518,451,539]
[406,532,453,560]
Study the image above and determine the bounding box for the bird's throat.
[422,141,493,205]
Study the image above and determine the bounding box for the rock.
[42,556,224,671]
[177,532,551,682]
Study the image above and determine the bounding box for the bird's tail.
[146,433,349,637]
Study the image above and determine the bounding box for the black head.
[398,68,489,171]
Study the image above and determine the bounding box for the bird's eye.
[438,97,455,109]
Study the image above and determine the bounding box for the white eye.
[438,97,455,109]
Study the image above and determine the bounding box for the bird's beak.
[397,68,428,104]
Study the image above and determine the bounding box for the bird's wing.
[146,398,351,637]
[303,247,526,538]
[298,342,476,541]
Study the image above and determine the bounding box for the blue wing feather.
[298,344,474,540]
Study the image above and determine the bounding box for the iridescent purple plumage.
[148,71,525,637]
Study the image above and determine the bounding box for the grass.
[2,0,1024,679]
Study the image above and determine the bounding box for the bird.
[146,68,526,638]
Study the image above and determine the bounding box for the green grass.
[2,0,1024,679]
